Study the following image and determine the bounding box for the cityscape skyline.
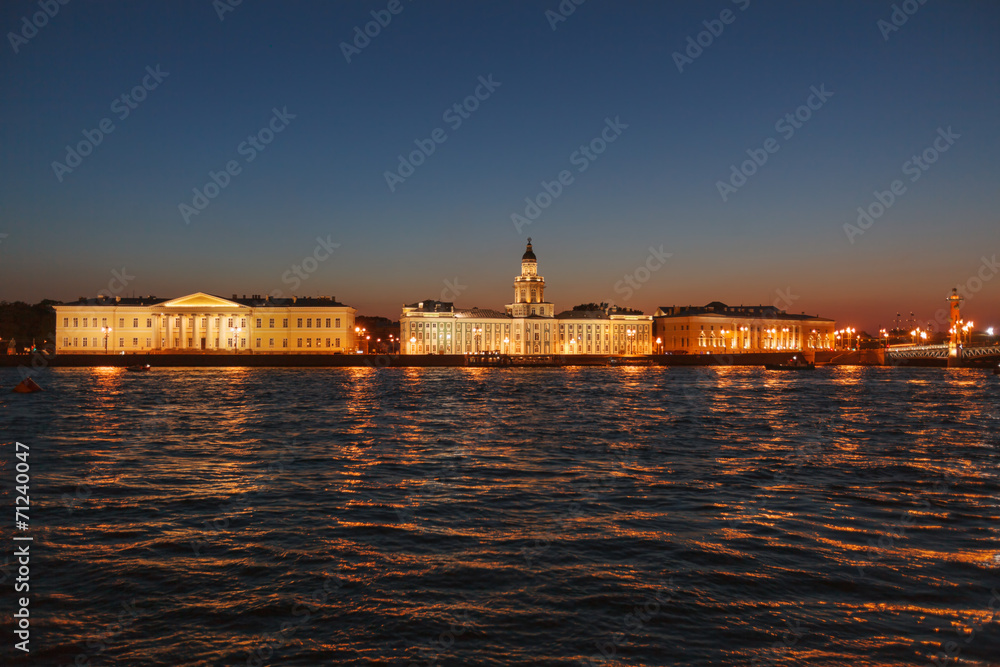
[1,2,998,334]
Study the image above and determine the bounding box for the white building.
[400,240,653,355]
[54,292,356,354]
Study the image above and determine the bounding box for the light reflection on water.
[0,366,998,666]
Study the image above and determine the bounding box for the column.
[192,314,200,350]
[207,315,215,349]
[179,315,187,349]
[165,314,173,349]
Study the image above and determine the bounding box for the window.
[297,318,303,328]
[82,338,88,347]
[335,337,341,347]
[307,318,312,328]
[325,318,331,328]
[93,338,98,347]
[282,339,288,348]
[132,338,138,346]
[102,318,107,327]
[241,318,246,328]
[256,318,262,328]
[326,338,331,347]
[62,337,68,346]
[269,318,274,328]
[83,317,88,327]
[146,338,151,347]
[146,318,152,328]
[306,338,312,348]
[72,337,77,346]
[131,318,137,327]
[119,318,124,328]
[228,318,234,327]
[118,337,124,347]
[269,338,274,347]
[73,318,79,327]
[297,338,302,347]
[201,317,207,328]
[282,318,288,327]
[63,318,69,327]
[335,318,340,328]
[256,338,261,348]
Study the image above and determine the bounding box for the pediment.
[159,292,244,308]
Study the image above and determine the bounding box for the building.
[653,302,835,354]
[54,292,356,354]
[400,240,654,355]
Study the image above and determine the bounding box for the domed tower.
[507,238,554,318]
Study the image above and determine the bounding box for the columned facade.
[401,241,653,355]
[55,293,356,354]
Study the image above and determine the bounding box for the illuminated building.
[54,292,356,354]
[653,302,836,354]
[401,240,654,355]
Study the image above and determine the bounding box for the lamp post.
[473,326,482,353]
[230,326,242,353]
[410,336,416,355]
[626,327,635,355]
[656,337,662,354]
[504,336,509,355]
[102,326,112,353]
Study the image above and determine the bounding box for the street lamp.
[656,337,662,354]
[101,326,112,353]
[230,326,242,353]
[504,336,509,355]
[410,336,416,355]
[473,326,482,353]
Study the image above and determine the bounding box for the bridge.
[885,343,1000,367]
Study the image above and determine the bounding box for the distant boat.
[764,356,815,371]
[608,357,653,366]
[126,364,151,372]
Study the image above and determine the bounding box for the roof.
[522,239,536,261]
[654,302,832,322]
[456,308,509,319]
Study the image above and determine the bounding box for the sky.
[1,0,998,333]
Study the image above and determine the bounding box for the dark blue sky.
[1,1,998,331]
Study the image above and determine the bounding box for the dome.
[522,238,536,261]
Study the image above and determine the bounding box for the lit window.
[307,339,312,347]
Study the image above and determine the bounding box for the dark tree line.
[0,300,58,352]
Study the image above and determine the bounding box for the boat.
[764,356,815,371]
[126,364,151,372]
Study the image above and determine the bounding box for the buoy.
[12,377,42,393]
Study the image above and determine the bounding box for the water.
[1,366,998,666]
